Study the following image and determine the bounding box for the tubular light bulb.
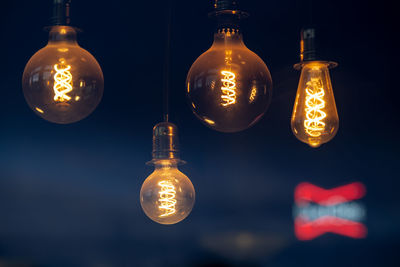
[22,25,104,124]
[186,27,272,133]
[140,160,195,225]
[291,61,339,147]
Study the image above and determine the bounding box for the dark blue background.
[0,0,398,266]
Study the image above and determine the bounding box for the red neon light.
[295,217,367,240]
[295,182,366,206]
[294,182,367,240]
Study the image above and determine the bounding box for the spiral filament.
[158,180,177,217]
[304,78,326,137]
[53,63,73,102]
[221,70,236,106]
[249,86,257,103]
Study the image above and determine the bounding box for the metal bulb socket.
[294,28,338,70]
[51,0,71,26]
[148,122,185,165]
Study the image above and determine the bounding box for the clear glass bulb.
[291,61,339,147]
[140,160,195,225]
[186,29,273,132]
[22,26,104,124]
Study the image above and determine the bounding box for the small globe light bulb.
[291,29,339,147]
[140,122,195,225]
[186,1,272,133]
[140,160,195,225]
[22,2,103,124]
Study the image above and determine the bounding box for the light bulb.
[140,122,195,225]
[291,61,339,147]
[22,25,104,124]
[140,160,195,225]
[291,28,339,147]
[186,3,272,133]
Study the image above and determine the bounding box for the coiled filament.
[304,78,326,137]
[53,63,73,102]
[158,180,177,217]
[249,87,257,103]
[221,70,236,106]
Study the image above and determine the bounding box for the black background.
[0,0,398,266]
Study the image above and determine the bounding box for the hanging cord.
[308,0,313,26]
[163,1,173,122]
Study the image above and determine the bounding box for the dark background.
[0,0,399,266]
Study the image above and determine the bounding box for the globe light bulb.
[291,28,339,148]
[186,2,272,132]
[140,122,195,225]
[140,160,195,225]
[22,2,103,124]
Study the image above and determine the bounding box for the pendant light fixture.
[291,28,339,147]
[140,3,195,225]
[186,0,273,133]
[22,0,104,124]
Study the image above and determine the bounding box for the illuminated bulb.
[291,62,339,147]
[291,28,339,147]
[140,160,195,225]
[140,122,195,225]
[22,25,103,124]
[186,2,272,133]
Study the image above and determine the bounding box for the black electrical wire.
[163,1,173,122]
[308,0,313,26]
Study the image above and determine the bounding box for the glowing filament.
[221,70,236,106]
[35,107,44,114]
[53,63,73,102]
[249,87,257,102]
[158,180,177,217]
[304,78,326,137]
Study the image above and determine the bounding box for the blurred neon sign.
[293,182,367,240]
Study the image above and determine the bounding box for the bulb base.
[51,0,71,26]
[300,28,317,61]
[208,0,249,31]
[294,28,338,70]
[147,122,185,165]
[213,0,239,11]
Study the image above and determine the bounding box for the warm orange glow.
[300,40,304,61]
[304,78,326,137]
[35,107,44,114]
[249,86,257,102]
[57,48,69,52]
[291,61,338,147]
[158,180,177,217]
[53,62,73,102]
[203,117,216,125]
[221,70,236,106]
